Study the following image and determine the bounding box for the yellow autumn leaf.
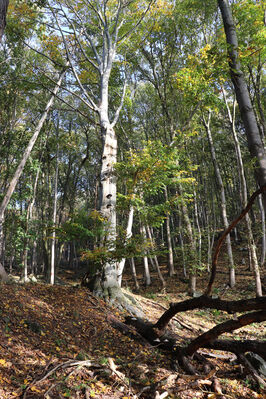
[30,386,42,393]
[0,359,7,367]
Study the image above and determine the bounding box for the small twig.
[34,359,102,385]
[44,383,57,398]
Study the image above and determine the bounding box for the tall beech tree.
[218,0,266,210]
[48,0,156,305]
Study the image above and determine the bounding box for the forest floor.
[0,246,265,399]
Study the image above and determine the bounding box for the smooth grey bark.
[179,191,197,294]
[141,225,151,286]
[258,195,266,267]
[218,0,266,210]
[117,204,134,287]
[178,213,187,278]
[22,166,40,282]
[146,224,165,288]
[50,144,59,285]
[130,257,139,290]
[164,187,175,276]
[194,189,202,270]
[0,69,65,280]
[203,112,235,288]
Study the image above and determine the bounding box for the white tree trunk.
[146,225,165,287]
[117,204,134,286]
[141,225,151,286]
[50,144,59,285]
[164,187,175,276]
[94,120,119,297]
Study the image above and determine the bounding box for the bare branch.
[59,5,100,73]
[64,0,102,67]
[23,40,66,69]
[50,5,98,112]
[111,80,127,128]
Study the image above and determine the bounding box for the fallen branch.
[123,313,266,369]
[36,359,102,384]
[23,359,103,398]
[154,296,266,331]
[184,311,266,356]
[206,339,266,359]
[142,297,197,332]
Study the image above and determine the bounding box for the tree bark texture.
[154,295,266,331]
[0,0,9,41]
[218,0,266,210]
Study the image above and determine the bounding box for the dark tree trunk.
[218,0,266,210]
[0,0,9,41]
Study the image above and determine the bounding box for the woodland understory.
[0,0,266,397]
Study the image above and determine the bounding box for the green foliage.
[57,210,105,244]
[81,232,155,268]
[116,140,196,225]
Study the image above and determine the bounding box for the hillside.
[0,264,265,399]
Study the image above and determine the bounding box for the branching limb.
[184,311,266,357]
[59,4,100,73]
[111,80,127,128]
[50,6,98,112]
[154,296,266,331]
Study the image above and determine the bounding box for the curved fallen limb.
[154,296,266,331]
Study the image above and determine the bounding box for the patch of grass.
[145,292,157,300]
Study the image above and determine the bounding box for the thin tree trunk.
[23,164,41,281]
[141,225,151,286]
[130,258,139,290]
[164,187,175,276]
[179,192,197,294]
[117,204,134,287]
[194,189,202,269]
[0,68,66,279]
[203,112,235,288]
[50,143,59,285]
[258,195,266,267]
[146,225,166,288]
[223,89,262,296]
[0,0,9,41]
